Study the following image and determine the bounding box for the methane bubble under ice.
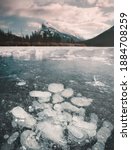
[71,97,93,107]
[29,91,52,103]
[61,88,74,98]
[48,83,64,93]
[8,82,113,150]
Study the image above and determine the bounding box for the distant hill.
[82,26,114,47]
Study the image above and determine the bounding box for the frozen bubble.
[90,113,98,125]
[103,121,113,131]
[29,91,51,98]
[32,101,53,110]
[20,130,40,150]
[37,108,57,119]
[52,94,64,104]
[28,106,34,112]
[29,91,51,103]
[92,142,105,150]
[54,102,86,116]
[97,127,111,144]
[11,106,30,119]
[72,116,97,137]
[32,101,43,110]
[54,104,63,112]
[76,93,82,97]
[10,106,36,128]
[3,134,9,139]
[16,81,26,86]
[67,125,85,139]
[78,108,86,117]
[62,112,72,122]
[36,121,67,146]
[38,97,50,103]
[48,83,64,93]
[11,120,17,128]
[7,132,19,144]
[41,103,53,109]
[71,97,93,107]
[69,80,76,83]
[61,88,74,98]
[61,102,80,113]
[29,91,51,99]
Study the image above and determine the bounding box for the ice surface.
[71,97,93,107]
[0,47,113,62]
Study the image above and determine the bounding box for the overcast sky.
[0,0,114,39]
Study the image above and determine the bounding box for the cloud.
[0,24,9,29]
[0,20,12,30]
[96,0,114,8]
[0,0,114,39]
[22,3,112,38]
[87,0,97,5]
[28,22,41,28]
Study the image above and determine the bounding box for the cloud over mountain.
[0,0,113,39]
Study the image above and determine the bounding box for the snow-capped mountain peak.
[38,22,81,42]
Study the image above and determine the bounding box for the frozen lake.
[0,47,114,150]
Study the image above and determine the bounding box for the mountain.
[38,23,81,43]
[82,26,114,47]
